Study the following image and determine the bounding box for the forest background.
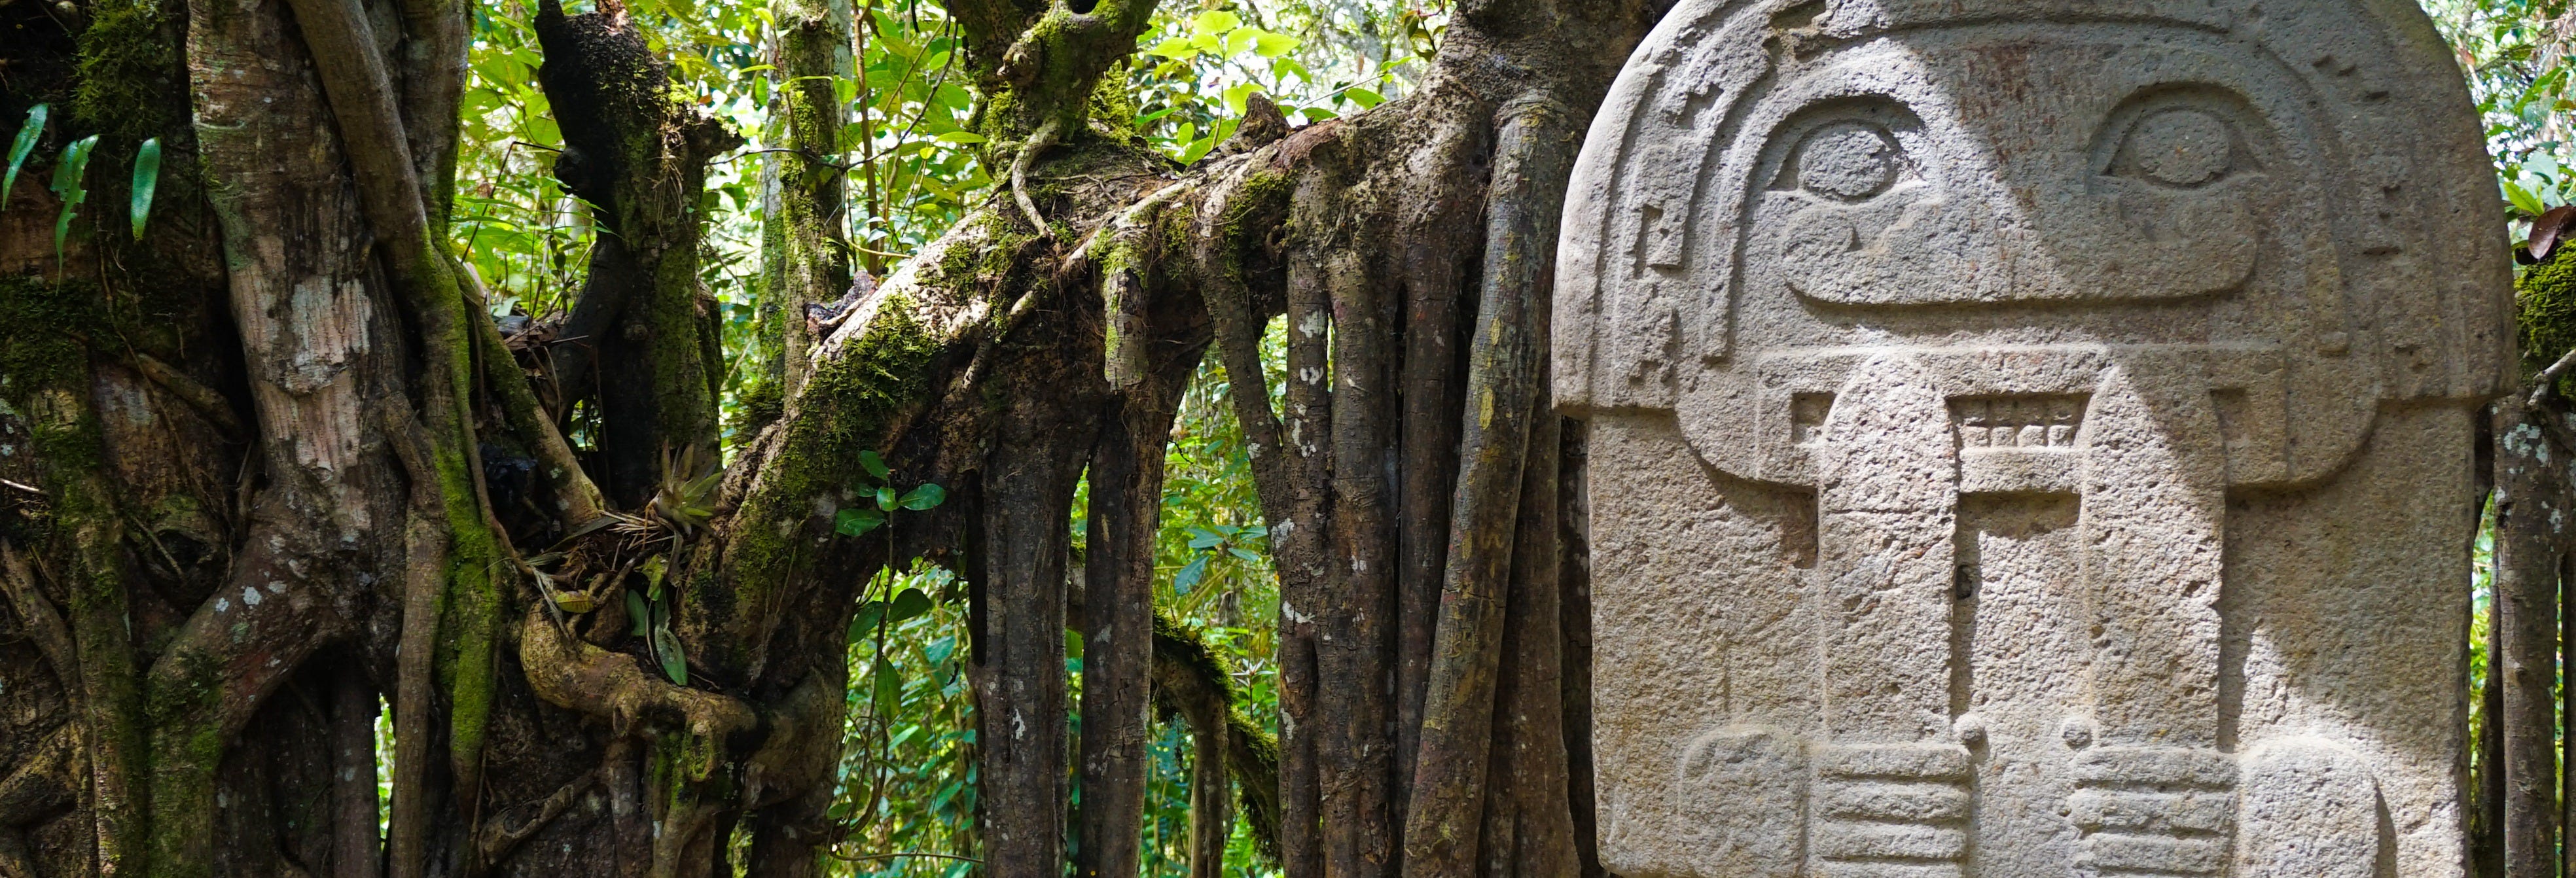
[0,0,2567,875]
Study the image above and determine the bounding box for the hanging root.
[1011,118,1063,239]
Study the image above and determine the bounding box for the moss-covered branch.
[1150,610,1281,863]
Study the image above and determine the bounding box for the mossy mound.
[2520,247,2576,374]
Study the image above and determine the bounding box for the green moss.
[1086,73,1142,140]
[74,0,177,141]
[141,647,223,878]
[730,377,786,439]
[715,291,944,670]
[0,277,107,398]
[2520,250,2576,372]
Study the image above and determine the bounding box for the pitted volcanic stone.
[1554,1,2511,876]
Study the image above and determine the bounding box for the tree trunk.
[2497,389,2575,878]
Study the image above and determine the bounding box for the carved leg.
[2069,364,2232,877]
[1810,358,1971,877]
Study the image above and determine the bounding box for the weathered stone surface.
[1554,1,2511,875]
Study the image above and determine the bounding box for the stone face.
[1554,2,2511,876]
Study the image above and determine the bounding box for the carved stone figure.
[1554,2,2511,875]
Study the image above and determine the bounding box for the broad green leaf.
[859,449,891,479]
[1345,87,1386,109]
[1181,135,1215,164]
[888,586,933,623]
[2508,179,2548,218]
[1147,37,1199,59]
[1251,30,1299,58]
[933,131,987,145]
[4,104,45,205]
[1224,28,1257,57]
[848,600,885,643]
[626,590,652,638]
[1228,547,1264,563]
[924,635,956,666]
[1190,10,1241,36]
[1173,555,1209,595]
[835,507,885,537]
[871,658,901,714]
[898,483,945,510]
[1187,527,1226,550]
[652,623,688,684]
[875,485,898,511]
[129,138,160,239]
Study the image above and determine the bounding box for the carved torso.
[1556,1,2510,875]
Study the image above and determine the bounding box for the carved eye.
[2113,107,2240,188]
[1791,122,1902,201]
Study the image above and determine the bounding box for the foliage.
[1126,1,1444,163]
[2425,0,2576,223]
[423,0,1432,873]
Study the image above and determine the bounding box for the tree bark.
[1079,255,1210,878]
[2496,395,2573,878]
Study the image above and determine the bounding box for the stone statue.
[1554,1,2511,875]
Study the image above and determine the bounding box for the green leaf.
[849,600,885,643]
[1190,10,1241,36]
[933,131,988,145]
[875,485,898,511]
[859,449,891,480]
[899,483,946,510]
[129,135,162,236]
[1173,555,1209,595]
[1345,87,1386,109]
[626,590,652,639]
[1228,546,1264,563]
[888,586,933,623]
[4,104,45,205]
[835,507,885,537]
[1224,28,1257,57]
[2509,179,2549,218]
[1250,30,1299,58]
[871,657,901,714]
[49,135,99,264]
[1147,37,1199,60]
[639,553,668,601]
[652,623,689,684]
[1187,527,1227,550]
[924,635,956,667]
[1224,82,1261,116]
